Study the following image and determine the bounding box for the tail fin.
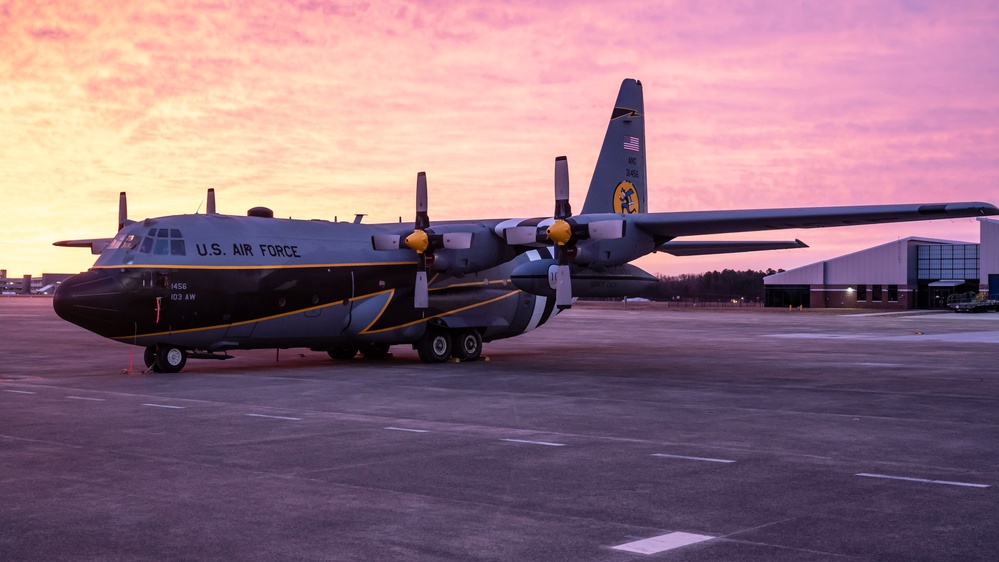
[580,78,647,215]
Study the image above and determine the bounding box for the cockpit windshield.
[108,228,187,263]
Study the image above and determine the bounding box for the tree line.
[636,268,783,303]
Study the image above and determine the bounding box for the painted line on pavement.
[246,413,302,421]
[385,427,430,433]
[653,453,736,464]
[856,473,990,488]
[501,438,565,447]
[3,390,36,394]
[142,403,186,409]
[612,532,715,554]
[66,396,106,401]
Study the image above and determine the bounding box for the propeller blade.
[586,219,626,240]
[118,192,128,231]
[415,171,429,230]
[554,263,572,309]
[504,226,539,246]
[207,188,216,215]
[414,270,429,309]
[443,232,473,249]
[371,234,402,251]
[554,156,570,220]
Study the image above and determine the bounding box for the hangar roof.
[764,237,971,286]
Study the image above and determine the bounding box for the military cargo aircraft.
[53,79,998,372]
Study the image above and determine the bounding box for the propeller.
[507,156,629,309]
[118,192,128,231]
[371,172,473,308]
[409,172,433,308]
[549,157,574,309]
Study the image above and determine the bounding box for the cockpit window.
[153,238,170,255]
[170,239,186,256]
[133,227,185,255]
[107,232,127,251]
[121,234,141,250]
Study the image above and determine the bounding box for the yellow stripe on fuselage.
[93,261,416,271]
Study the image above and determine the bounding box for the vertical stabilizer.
[581,78,647,215]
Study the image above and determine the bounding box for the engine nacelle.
[429,224,517,274]
[510,260,656,298]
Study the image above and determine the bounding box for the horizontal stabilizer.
[659,239,808,256]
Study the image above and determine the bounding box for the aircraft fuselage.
[53,213,563,357]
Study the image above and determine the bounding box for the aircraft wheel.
[143,346,158,371]
[417,328,452,363]
[154,345,187,374]
[452,329,482,362]
[327,346,358,360]
[360,343,391,360]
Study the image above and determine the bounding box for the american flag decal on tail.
[623,135,640,152]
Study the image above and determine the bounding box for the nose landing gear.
[143,345,187,373]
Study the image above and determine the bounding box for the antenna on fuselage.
[207,188,216,214]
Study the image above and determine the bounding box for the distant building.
[0,272,74,295]
[764,218,999,309]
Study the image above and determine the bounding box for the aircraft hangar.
[764,217,999,309]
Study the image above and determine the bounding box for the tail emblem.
[613,181,640,214]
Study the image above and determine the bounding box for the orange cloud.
[1,0,996,277]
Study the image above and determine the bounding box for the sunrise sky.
[2,0,997,278]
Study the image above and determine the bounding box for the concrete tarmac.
[2,297,998,561]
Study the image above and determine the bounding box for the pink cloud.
[1,0,997,277]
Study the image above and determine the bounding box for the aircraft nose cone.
[53,270,129,335]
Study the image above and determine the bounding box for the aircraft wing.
[53,238,112,255]
[632,202,998,238]
[658,239,808,256]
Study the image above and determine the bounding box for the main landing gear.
[143,344,187,373]
[326,343,392,361]
[415,327,482,363]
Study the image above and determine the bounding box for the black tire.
[327,346,358,360]
[360,343,391,360]
[452,329,482,362]
[416,328,452,363]
[154,345,187,373]
[143,346,158,371]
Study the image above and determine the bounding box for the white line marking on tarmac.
[66,396,106,401]
[245,413,302,421]
[856,473,990,488]
[384,427,430,433]
[142,403,186,409]
[653,453,736,464]
[612,532,714,554]
[501,438,565,447]
[3,390,36,394]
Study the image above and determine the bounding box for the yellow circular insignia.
[613,181,640,214]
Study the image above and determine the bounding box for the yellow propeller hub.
[405,229,430,254]
[546,220,572,246]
